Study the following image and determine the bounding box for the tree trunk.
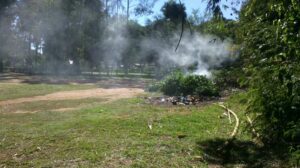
[140,63,145,74]
[27,39,33,74]
[127,0,129,21]
[105,0,109,23]
[124,64,129,75]
[35,43,39,74]
[0,56,3,73]
[73,59,81,75]
[105,64,109,76]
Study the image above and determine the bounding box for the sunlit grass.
[0,98,107,113]
[0,96,239,167]
[1,83,285,167]
[0,83,96,101]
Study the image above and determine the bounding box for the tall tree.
[161,0,187,24]
[62,0,104,74]
[42,0,104,74]
[0,0,16,72]
[204,0,243,20]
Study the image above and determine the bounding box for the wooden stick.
[246,115,260,138]
[227,108,232,124]
[217,103,239,138]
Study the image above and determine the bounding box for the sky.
[132,0,243,25]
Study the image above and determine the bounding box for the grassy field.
[0,83,96,101]
[0,83,288,167]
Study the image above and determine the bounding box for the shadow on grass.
[196,138,289,168]
[0,72,151,88]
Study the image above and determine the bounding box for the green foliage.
[0,0,16,72]
[161,0,187,23]
[213,69,241,89]
[290,145,300,166]
[212,55,244,90]
[147,82,162,92]
[160,71,184,96]
[182,75,219,97]
[204,0,240,21]
[240,0,300,149]
[197,19,238,41]
[160,71,219,97]
[205,0,223,20]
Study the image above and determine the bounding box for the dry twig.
[217,103,239,138]
[246,115,260,138]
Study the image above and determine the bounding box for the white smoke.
[140,32,231,77]
[0,0,232,77]
[101,20,128,67]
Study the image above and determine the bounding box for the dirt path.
[0,88,145,106]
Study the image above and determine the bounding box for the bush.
[239,1,300,163]
[160,71,219,97]
[212,68,242,90]
[160,71,184,96]
[147,82,162,92]
[182,75,219,97]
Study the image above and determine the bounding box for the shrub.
[182,75,219,97]
[212,68,242,90]
[160,71,184,96]
[147,82,162,92]
[239,1,300,163]
[160,71,219,97]
[239,1,300,147]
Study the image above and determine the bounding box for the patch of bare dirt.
[52,107,79,112]
[13,110,39,114]
[10,108,79,114]
[0,73,149,114]
[0,88,144,113]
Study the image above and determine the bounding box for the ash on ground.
[144,95,221,106]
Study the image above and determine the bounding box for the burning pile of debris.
[145,95,219,106]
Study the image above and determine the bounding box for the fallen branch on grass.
[246,115,260,138]
[214,102,241,151]
[217,103,239,138]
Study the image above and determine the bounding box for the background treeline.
[0,0,239,77]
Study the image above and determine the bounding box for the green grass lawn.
[0,83,96,101]
[0,98,232,167]
[0,98,107,113]
[0,83,289,167]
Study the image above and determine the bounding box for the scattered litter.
[148,120,153,130]
[148,124,152,130]
[145,95,219,106]
[193,155,204,162]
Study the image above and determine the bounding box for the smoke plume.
[0,0,232,77]
[140,32,231,77]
